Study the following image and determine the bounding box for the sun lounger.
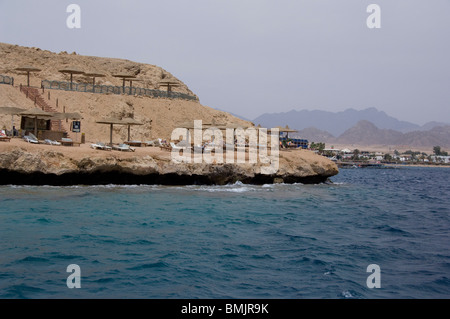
[124,141,145,147]
[0,130,11,142]
[91,142,112,151]
[113,143,135,152]
[170,142,184,150]
[59,138,81,147]
[44,139,61,145]
[145,138,163,147]
[23,135,39,144]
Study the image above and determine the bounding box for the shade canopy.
[59,67,84,74]
[158,78,181,92]
[19,108,53,118]
[15,66,42,87]
[113,74,137,92]
[84,72,105,77]
[0,106,26,133]
[51,112,83,120]
[15,66,42,72]
[59,67,85,89]
[113,73,136,83]
[0,106,26,115]
[272,125,298,133]
[96,116,142,145]
[219,122,249,130]
[120,117,143,126]
[176,120,213,130]
[84,72,105,88]
[121,117,143,141]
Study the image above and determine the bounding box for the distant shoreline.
[383,163,450,168]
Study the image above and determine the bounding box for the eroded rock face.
[0,148,338,185]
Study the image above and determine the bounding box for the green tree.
[434,146,442,156]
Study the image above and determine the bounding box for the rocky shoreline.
[0,145,339,186]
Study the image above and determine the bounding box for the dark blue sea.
[0,167,449,299]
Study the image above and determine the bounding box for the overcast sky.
[1,0,449,125]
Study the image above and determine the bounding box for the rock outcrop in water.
[0,147,338,186]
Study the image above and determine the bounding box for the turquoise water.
[0,167,449,298]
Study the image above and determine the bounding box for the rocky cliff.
[0,146,338,186]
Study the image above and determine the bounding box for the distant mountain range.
[252,107,448,136]
[248,108,450,148]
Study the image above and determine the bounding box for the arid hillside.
[0,42,251,143]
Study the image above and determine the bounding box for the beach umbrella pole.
[110,124,113,147]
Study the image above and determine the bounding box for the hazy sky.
[1,0,449,125]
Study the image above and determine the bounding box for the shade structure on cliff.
[113,74,136,93]
[0,106,26,133]
[19,108,54,137]
[176,120,212,130]
[158,78,180,93]
[15,66,41,87]
[0,106,26,115]
[272,125,298,138]
[96,117,142,146]
[121,117,143,141]
[83,71,105,91]
[51,112,83,120]
[59,67,85,90]
[175,120,213,145]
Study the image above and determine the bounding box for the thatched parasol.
[96,116,142,146]
[271,125,298,138]
[113,73,136,92]
[121,117,143,141]
[15,66,41,87]
[51,112,83,120]
[0,106,26,133]
[59,67,85,90]
[158,78,180,93]
[83,71,105,90]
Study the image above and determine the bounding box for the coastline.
[0,138,339,186]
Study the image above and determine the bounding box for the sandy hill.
[0,42,251,143]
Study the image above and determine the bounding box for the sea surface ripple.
[0,167,449,299]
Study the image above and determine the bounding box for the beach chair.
[124,141,143,147]
[44,139,61,146]
[59,138,81,147]
[144,138,162,147]
[113,143,135,152]
[23,134,39,144]
[0,130,11,142]
[91,142,112,151]
[170,142,187,151]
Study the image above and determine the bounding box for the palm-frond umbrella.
[121,117,143,141]
[15,66,41,87]
[158,78,180,93]
[59,67,85,90]
[0,106,26,134]
[83,71,105,92]
[113,73,136,93]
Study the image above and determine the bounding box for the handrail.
[41,80,198,101]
